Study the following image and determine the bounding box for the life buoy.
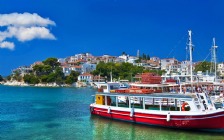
[181,102,187,111]
[130,108,134,117]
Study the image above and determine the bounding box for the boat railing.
[94,93,195,112]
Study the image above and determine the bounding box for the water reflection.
[91,116,224,140]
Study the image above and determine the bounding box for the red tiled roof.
[74,65,82,68]
[80,73,93,76]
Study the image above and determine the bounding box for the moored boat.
[90,92,224,131]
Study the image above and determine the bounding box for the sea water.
[0,85,223,140]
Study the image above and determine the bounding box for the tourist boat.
[90,92,224,131]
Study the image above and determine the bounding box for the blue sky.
[0,0,224,76]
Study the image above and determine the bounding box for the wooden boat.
[90,92,224,131]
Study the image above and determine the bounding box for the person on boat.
[107,97,111,106]
[197,86,202,93]
[126,97,129,106]
[202,100,207,110]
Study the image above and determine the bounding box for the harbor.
[0,85,223,140]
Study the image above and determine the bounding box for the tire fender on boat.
[90,107,94,113]
[130,108,134,117]
[166,112,171,122]
[107,107,111,114]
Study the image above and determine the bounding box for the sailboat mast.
[188,30,193,84]
[212,38,218,82]
[110,67,113,82]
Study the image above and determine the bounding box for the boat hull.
[90,105,224,131]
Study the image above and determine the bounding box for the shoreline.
[1,81,91,88]
[2,81,71,88]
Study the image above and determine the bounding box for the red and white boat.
[90,92,224,131]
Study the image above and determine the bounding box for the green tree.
[65,71,80,84]
[0,75,4,81]
[12,71,22,82]
[40,75,48,83]
[194,61,211,72]
[91,62,144,81]
[143,69,166,76]
[23,74,39,84]
[47,73,56,83]
[6,75,11,81]
[33,64,52,76]
[43,57,60,69]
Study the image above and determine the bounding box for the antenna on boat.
[188,30,193,86]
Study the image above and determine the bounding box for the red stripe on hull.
[90,106,224,130]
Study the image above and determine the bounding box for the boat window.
[161,98,172,111]
[145,98,160,110]
[118,96,129,108]
[106,96,112,106]
[131,97,143,109]
[110,85,120,90]
[214,102,223,109]
[109,96,116,106]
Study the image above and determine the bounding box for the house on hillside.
[78,73,93,83]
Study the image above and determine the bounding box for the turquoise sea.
[0,85,223,140]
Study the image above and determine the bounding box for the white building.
[82,63,96,74]
[78,73,93,82]
[160,58,180,73]
[217,63,224,77]
[180,61,191,75]
[127,56,139,64]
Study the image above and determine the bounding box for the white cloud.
[0,12,56,50]
[8,26,56,42]
[0,12,55,27]
[0,41,15,50]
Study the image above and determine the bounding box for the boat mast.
[188,30,193,84]
[110,67,113,82]
[212,38,218,82]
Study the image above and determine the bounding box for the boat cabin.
[97,82,128,93]
[93,92,218,112]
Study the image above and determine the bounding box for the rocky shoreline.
[2,81,71,87]
[0,81,90,88]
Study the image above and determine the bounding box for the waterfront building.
[78,73,93,83]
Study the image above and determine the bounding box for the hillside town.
[1,50,224,87]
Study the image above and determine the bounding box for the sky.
[1,0,224,76]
